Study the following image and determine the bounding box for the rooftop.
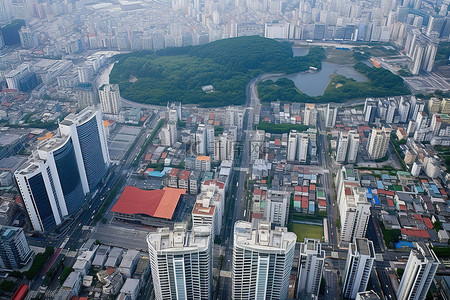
[111,186,186,220]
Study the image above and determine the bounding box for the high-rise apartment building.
[343,238,375,299]
[195,124,207,155]
[338,185,371,245]
[147,223,212,300]
[428,97,442,114]
[287,130,297,162]
[441,98,450,114]
[232,221,296,300]
[297,238,325,299]
[76,83,97,109]
[264,190,290,226]
[368,127,391,160]
[99,84,121,115]
[297,133,309,163]
[15,108,109,231]
[396,243,439,300]
[347,130,359,163]
[18,26,36,48]
[213,132,235,161]
[336,131,349,163]
[326,103,338,128]
[0,225,33,271]
[303,103,317,127]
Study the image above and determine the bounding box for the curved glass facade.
[54,138,84,214]
[77,116,107,189]
[28,173,55,231]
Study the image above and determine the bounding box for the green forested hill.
[109,36,325,107]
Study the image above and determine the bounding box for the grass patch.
[289,223,323,242]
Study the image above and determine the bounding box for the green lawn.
[289,223,324,242]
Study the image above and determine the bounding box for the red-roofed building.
[274,139,281,146]
[111,186,186,226]
[310,184,316,191]
[387,199,395,207]
[144,153,152,162]
[423,217,434,229]
[401,228,430,241]
[318,199,327,211]
[178,170,190,190]
[168,168,179,188]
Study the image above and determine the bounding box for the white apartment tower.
[232,221,296,300]
[147,223,212,300]
[264,190,290,226]
[99,84,121,115]
[368,127,391,160]
[213,133,235,162]
[297,238,325,299]
[336,131,349,163]
[343,238,375,299]
[303,103,317,127]
[297,133,309,163]
[326,103,338,128]
[397,243,439,300]
[287,130,298,162]
[206,125,215,156]
[347,130,359,163]
[195,124,207,155]
[338,185,371,245]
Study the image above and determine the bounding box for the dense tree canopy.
[110,36,325,107]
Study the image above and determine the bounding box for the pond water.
[270,47,368,97]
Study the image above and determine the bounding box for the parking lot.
[108,125,141,161]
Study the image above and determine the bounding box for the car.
[328,284,331,288]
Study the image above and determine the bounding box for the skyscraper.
[326,103,338,128]
[287,130,297,162]
[343,238,375,299]
[338,185,371,245]
[15,108,109,231]
[99,84,121,115]
[147,223,212,300]
[336,131,349,163]
[18,26,36,48]
[396,243,439,300]
[297,133,309,163]
[232,221,296,300]
[347,130,359,163]
[297,238,325,299]
[367,127,391,160]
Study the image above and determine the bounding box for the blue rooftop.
[377,180,384,190]
[395,241,413,248]
[372,195,380,205]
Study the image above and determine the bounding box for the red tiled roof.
[111,186,186,220]
[161,152,167,159]
[169,168,179,177]
[295,186,302,192]
[274,139,281,146]
[401,228,430,238]
[387,199,394,207]
[144,153,152,161]
[301,199,308,208]
[294,196,301,201]
[310,184,316,191]
[178,170,190,180]
[318,199,327,207]
[204,179,224,189]
[254,189,262,195]
[252,213,263,219]
[423,217,434,229]
[377,189,395,196]
[413,214,423,220]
